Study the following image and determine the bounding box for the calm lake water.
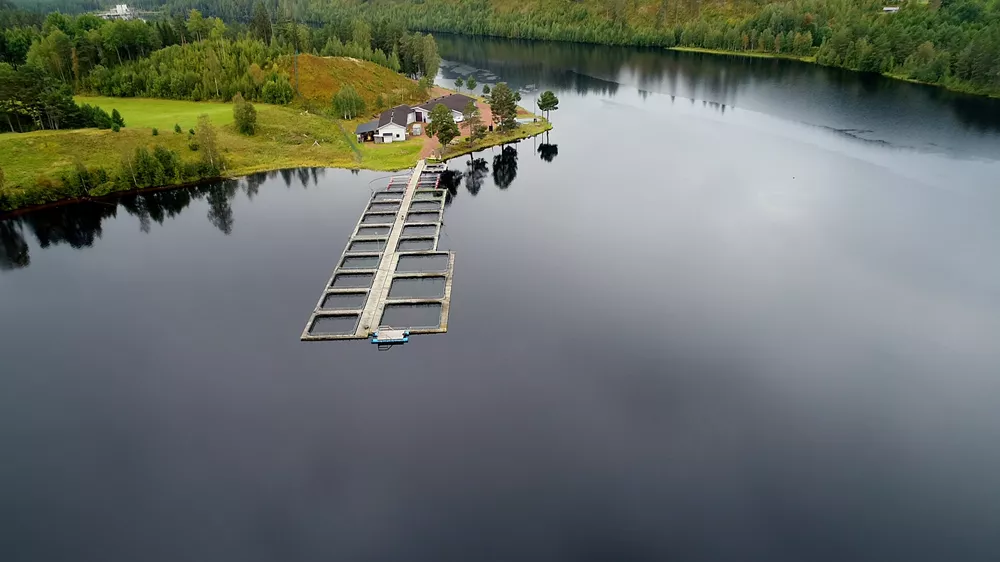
[3,36,1000,561]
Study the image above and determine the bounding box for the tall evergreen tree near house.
[489,82,518,132]
[465,76,477,92]
[454,77,463,92]
[537,90,559,120]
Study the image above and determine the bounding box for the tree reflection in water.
[0,219,30,270]
[537,143,558,162]
[492,145,519,190]
[464,157,489,196]
[438,169,462,207]
[0,169,328,271]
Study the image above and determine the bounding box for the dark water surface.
[3,37,1000,561]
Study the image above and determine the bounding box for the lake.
[2,35,1000,561]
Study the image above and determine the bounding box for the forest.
[5,0,998,105]
[0,0,441,133]
[103,0,999,97]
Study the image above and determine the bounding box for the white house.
[354,95,480,143]
[374,105,410,143]
[413,94,476,124]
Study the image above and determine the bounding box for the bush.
[112,124,120,132]
[152,128,159,136]
[174,124,182,133]
[189,128,195,135]
[261,78,294,104]
[79,104,114,129]
[232,92,258,135]
[111,109,125,128]
[153,146,182,181]
[188,140,199,151]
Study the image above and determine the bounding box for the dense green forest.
[0,0,441,133]
[5,0,998,98]
[129,0,1000,97]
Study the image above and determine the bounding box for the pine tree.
[537,90,559,121]
[489,83,518,132]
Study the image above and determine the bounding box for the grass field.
[76,96,246,130]
[0,95,522,211]
[0,99,430,187]
[0,56,552,211]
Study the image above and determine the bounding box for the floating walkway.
[301,160,455,341]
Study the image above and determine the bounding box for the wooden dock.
[301,160,455,341]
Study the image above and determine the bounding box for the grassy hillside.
[281,54,425,112]
[0,97,396,209]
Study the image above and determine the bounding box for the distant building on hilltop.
[97,4,140,21]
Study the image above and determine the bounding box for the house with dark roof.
[354,105,412,143]
[354,95,480,143]
[413,94,476,124]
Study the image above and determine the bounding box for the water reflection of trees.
[436,34,1000,136]
[492,145,519,190]
[438,169,462,207]
[538,143,558,162]
[0,220,30,270]
[464,157,489,196]
[0,169,328,271]
[206,179,240,235]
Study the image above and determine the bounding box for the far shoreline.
[668,46,1000,100]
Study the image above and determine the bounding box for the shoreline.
[669,46,999,99]
[668,46,816,64]
[0,126,551,218]
[0,89,551,214]
[426,31,999,100]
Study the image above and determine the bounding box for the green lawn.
[75,96,255,130]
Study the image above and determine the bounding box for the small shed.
[355,119,379,143]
